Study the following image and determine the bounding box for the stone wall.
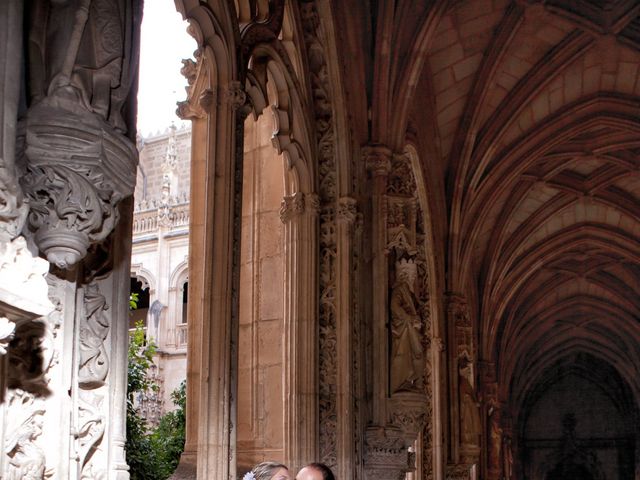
[237,107,286,472]
[131,124,191,418]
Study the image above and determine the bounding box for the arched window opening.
[181,281,188,324]
[129,277,150,331]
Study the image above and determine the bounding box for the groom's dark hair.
[307,463,335,480]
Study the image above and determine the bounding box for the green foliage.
[149,381,186,478]
[129,292,139,310]
[126,321,160,480]
[125,321,186,480]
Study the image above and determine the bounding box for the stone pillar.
[279,191,319,471]
[2,2,142,479]
[336,195,360,480]
[180,76,246,479]
[362,146,430,480]
[363,144,392,426]
[171,49,212,479]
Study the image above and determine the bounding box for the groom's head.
[295,463,335,480]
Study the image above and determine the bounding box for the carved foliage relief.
[76,276,112,478]
[301,1,338,469]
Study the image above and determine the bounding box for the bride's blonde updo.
[243,461,289,480]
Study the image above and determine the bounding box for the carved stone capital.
[18,104,137,269]
[279,192,306,223]
[337,196,358,224]
[364,426,413,480]
[363,144,392,177]
[388,391,428,440]
[222,81,247,111]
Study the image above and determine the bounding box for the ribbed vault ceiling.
[330,0,640,413]
[420,0,640,409]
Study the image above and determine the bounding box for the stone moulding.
[18,103,137,269]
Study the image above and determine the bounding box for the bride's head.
[243,461,290,480]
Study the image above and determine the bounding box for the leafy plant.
[126,321,160,480]
[149,380,186,478]
[129,292,139,310]
[125,321,186,479]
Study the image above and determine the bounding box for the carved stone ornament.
[18,103,137,269]
[445,464,473,480]
[0,168,28,242]
[447,293,471,328]
[279,192,305,223]
[364,426,413,480]
[306,192,320,216]
[363,144,392,177]
[4,390,48,480]
[337,196,358,224]
[301,0,339,469]
[0,236,52,320]
[77,391,107,478]
[78,282,110,388]
[388,391,428,439]
[223,81,248,111]
[388,154,417,196]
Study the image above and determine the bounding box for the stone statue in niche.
[389,257,424,393]
[458,353,481,450]
[26,0,137,132]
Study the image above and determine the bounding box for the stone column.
[363,144,392,425]
[185,80,246,480]
[279,191,319,471]
[336,195,359,480]
[171,51,213,479]
[362,146,429,480]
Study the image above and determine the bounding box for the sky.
[137,1,197,137]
